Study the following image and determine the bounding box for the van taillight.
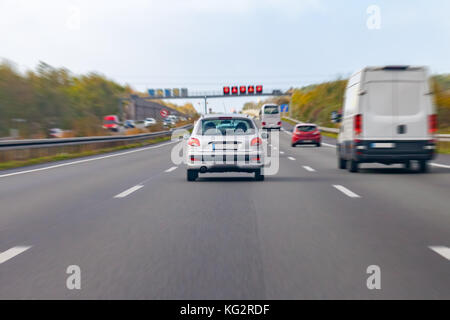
[277,121,282,126]
[428,114,437,134]
[262,122,266,126]
[354,114,362,136]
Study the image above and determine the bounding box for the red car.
[291,124,321,147]
[103,115,120,132]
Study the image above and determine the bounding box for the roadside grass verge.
[0,136,171,171]
[437,141,450,154]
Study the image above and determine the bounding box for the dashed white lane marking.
[429,246,450,260]
[288,156,296,161]
[322,142,336,148]
[333,185,361,198]
[114,185,144,198]
[280,151,285,154]
[165,166,178,173]
[303,166,316,172]
[0,140,179,179]
[0,246,32,264]
[431,163,450,169]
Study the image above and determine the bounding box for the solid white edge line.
[429,246,450,260]
[303,166,316,172]
[165,166,178,173]
[0,246,32,264]
[333,185,361,198]
[0,140,179,179]
[114,185,144,198]
[431,163,450,169]
[288,156,296,161]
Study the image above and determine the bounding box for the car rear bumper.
[262,124,281,129]
[292,136,321,144]
[187,153,264,171]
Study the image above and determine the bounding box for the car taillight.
[251,156,261,161]
[277,121,282,126]
[188,138,200,147]
[262,122,266,126]
[251,137,262,146]
[354,114,362,136]
[428,114,437,134]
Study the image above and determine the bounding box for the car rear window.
[264,106,279,114]
[296,125,316,132]
[198,118,255,135]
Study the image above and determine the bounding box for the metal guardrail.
[0,124,193,151]
[283,117,450,141]
[284,117,339,134]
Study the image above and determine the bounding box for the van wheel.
[418,160,429,173]
[187,170,198,181]
[255,169,264,181]
[403,160,411,170]
[348,160,359,173]
[338,157,347,169]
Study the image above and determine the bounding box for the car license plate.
[212,143,236,151]
[304,140,312,143]
[371,143,395,148]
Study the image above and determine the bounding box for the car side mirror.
[358,90,367,96]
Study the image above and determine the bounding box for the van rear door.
[363,71,395,139]
[394,71,428,139]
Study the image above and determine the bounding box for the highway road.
[0,121,449,299]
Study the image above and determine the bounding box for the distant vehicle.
[259,104,281,130]
[144,118,156,127]
[102,115,120,132]
[167,115,178,123]
[48,128,64,138]
[186,114,265,181]
[124,120,136,129]
[291,124,321,147]
[337,66,437,173]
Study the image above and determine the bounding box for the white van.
[260,104,281,130]
[337,66,437,173]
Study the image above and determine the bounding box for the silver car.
[186,114,265,181]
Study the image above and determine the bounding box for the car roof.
[201,113,250,119]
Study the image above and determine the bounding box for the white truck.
[336,66,437,173]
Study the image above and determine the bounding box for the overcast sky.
[1,0,450,112]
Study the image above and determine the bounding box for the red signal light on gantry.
[248,85,255,94]
[239,86,246,94]
[231,86,238,95]
[223,86,230,95]
[256,85,263,93]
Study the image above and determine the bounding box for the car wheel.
[187,169,198,181]
[254,169,264,181]
[316,143,321,147]
[348,159,359,173]
[418,160,429,173]
[338,157,347,169]
[291,143,296,147]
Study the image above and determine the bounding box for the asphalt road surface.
[0,121,449,299]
